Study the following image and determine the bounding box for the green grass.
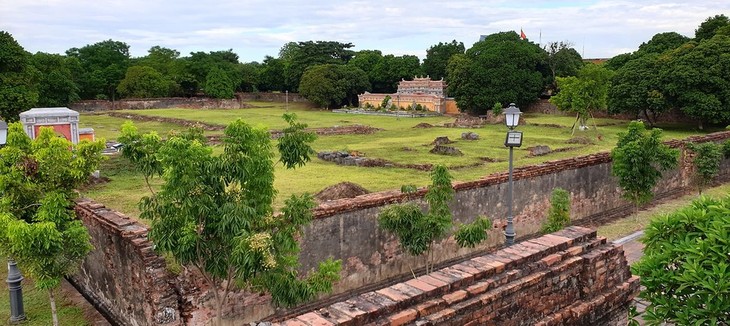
[79,104,726,219]
[0,257,90,325]
[78,114,220,142]
[597,183,730,241]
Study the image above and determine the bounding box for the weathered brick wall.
[70,200,182,326]
[70,131,730,325]
[276,226,640,325]
[69,93,310,112]
[298,131,730,300]
[236,92,308,102]
[70,97,248,111]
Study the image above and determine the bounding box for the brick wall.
[70,200,182,326]
[70,93,310,112]
[70,97,247,111]
[276,226,639,325]
[70,131,730,325]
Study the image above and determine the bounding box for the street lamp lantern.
[504,103,522,129]
[0,119,8,147]
[502,103,522,246]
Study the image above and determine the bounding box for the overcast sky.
[1,1,727,62]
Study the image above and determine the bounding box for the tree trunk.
[49,288,59,326]
[212,286,223,326]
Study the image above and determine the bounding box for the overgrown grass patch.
[597,183,730,241]
[79,105,723,219]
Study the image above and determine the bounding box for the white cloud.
[0,0,727,61]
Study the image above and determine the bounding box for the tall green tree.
[422,40,465,81]
[633,196,730,325]
[66,39,130,100]
[687,142,723,194]
[135,46,188,96]
[184,49,240,93]
[370,54,422,93]
[0,123,105,326]
[550,63,613,130]
[610,121,679,210]
[0,31,39,121]
[544,41,583,90]
[258,56,286,92]
[298,64,370,109]
[204,67,236,99]
[124,115,340,325]
[31,52,80,107]
[117,66,174,98]
[695,14,730,41]
[446,31,546,115]
[660,34,730,128]
[636,32,691,56]
[284,41,355,92]
[608,53,669,125]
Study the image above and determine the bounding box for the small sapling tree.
[610,121,678,212]
[722,139,730,158]
[541,188,571,233]
[378,165,491,275]
[688,141,723,194]
[0,123,105,326]
[123,114,340,326]
[632,196,730,324]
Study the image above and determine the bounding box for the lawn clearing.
[79,103,725,219]
[597,183,730,241]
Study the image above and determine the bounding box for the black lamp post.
[503,103,523,246]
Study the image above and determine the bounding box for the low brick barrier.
[275,226,639,325]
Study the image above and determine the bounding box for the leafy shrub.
[455,217,492,248]
[541,188,571,233]
[722,139,730,158]
[492,102,503,115]
[688,141,723,194]
[632,196,730,325]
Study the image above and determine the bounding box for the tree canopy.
[610,121,678,208]
[0,123,105,325]
[550,63,613,129]
[446,31,546,115]
[298,64,370,109]
[633,196,730,324]
[66,39,130,100]
[608,53,669,125]
[660,34,730,127]
[121,114,340,325]
[422,40,465,81]
[0,31,38,121]
[117,65,174,98]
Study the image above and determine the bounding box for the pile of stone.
[430,145,464,156]
[317,151,371,166]
[528,145,552,156]
[461,132,480,140]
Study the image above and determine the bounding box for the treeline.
[1,14,728,123]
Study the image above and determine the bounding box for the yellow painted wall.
[444,99,459,114]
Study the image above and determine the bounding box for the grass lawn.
[597,183,730,241]
[0,257,90,325]
[79,103,725,218]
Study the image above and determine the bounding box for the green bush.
[722,139,730,158]
[492,102,503,115]
[689,141,723,194]
[632,196,730,325]
[541,188,571,233]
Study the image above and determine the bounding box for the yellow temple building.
[357,77,460,114]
